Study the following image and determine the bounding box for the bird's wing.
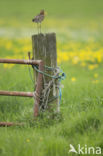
[34,15,39,20]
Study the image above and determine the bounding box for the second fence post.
[32,33,60,114]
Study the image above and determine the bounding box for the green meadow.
[0,0,103,155]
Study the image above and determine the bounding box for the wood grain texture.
[32,33,59,113]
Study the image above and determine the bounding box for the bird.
[32,10,45,34]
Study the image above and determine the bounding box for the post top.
[32,32,56,38]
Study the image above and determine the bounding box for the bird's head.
[40,10,45,15]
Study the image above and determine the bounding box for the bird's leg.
[38,23,40,34]
[37,23,38,34]
[37,23,39,34]
[40,22,41,34]
[39,23,41,34]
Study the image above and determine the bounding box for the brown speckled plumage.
[32,10,45,33]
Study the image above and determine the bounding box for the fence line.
[0,58,44,117]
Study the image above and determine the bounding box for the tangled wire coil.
[32,65,65,111]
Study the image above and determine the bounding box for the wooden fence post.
[32,33,59,114]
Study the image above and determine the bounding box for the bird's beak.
[45,11,48,15]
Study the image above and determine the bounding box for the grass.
[0,0,103,155]
[0,0,103,20]
[0,63,103,156]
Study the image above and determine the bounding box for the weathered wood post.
[32,33,59,115]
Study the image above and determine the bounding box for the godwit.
[32,10,45,33]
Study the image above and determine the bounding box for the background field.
[0,0,103,156]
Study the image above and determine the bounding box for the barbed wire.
[31,64,65,111]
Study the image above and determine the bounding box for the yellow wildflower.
[88,65,95,70]
[5,41,12,50]
[3,64,15,69]
[94,73,98,78]
[26,139,30,143]
[97,55,102,63]
[81,62,86,67]
[92,80,99,84]
[71,77,76,82]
